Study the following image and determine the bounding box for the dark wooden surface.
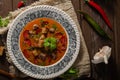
[0,0,119,80]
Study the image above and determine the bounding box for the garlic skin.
[92,46,111,64]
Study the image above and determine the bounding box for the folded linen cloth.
[5,0,90,78]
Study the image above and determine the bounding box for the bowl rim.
[7,5,80,79]
[18,17,70,68]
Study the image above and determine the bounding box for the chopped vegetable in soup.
[20,18,67,66]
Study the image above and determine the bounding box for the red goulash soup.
[20,18,67,66]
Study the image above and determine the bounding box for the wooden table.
[0,0,120,80]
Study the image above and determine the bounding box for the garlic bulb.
[92,46,111,64]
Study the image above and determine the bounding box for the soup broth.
[20,18,67,66]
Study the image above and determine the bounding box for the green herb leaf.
[43,37,57,51]
[2,19,9,27]
[0,16,9,27]
[44,42,50,47]
[60,68,79,79]
[50,43,56,51]
[52,24,57,29]
[50,37,56,43]
[68,68,77,74]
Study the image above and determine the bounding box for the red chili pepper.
[23,30,29,39]
[48,56,52,65]
[85,0,112,30]
[36,28,42,34]
[24,38,31,46]
[17,1,25,8]
[23,49,30,58]
[34,59,38,64]
[60,35,67,46]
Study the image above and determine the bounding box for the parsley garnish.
[0,16,9,27]
[43,37,57,52]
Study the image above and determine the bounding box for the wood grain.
[79,0,117,80]
[0,0,12,17]
[71,0,81,20]
[0,0,120,80]
[114,0,120,80]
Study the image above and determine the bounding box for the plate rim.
[7,5,80,79]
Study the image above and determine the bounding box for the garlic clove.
[92,57,103,64]
[104,55,108,64]
[92,46,111,64]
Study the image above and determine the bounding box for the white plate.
[7,5,80,79]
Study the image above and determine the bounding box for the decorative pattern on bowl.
[7,5,80,79]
